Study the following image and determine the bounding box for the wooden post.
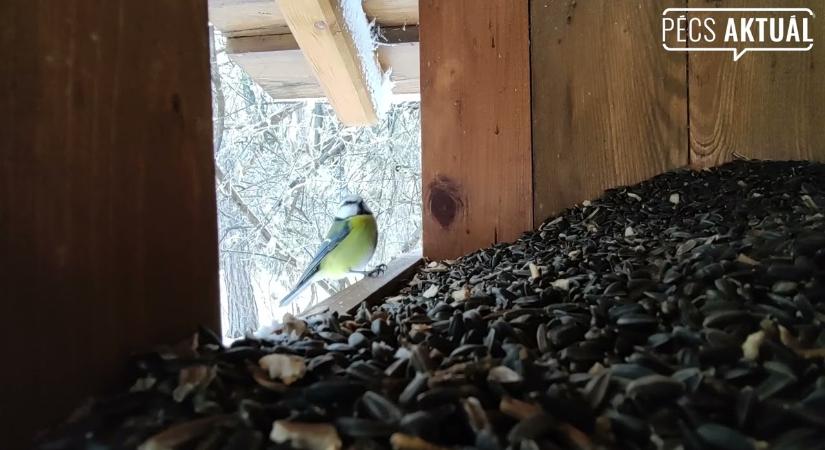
[0,1,219,448]
[419,0,533,260]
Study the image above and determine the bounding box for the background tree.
[210,28,422,338]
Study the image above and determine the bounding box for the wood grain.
[531,0,688,226]
[209,0,292,37]
[300,251,422,317]
[688,0,825,167]
[0,1,219,448]
[226,25,419,53]
[209,0,419,37]
[420,0,532,260]
[277,0,388,125]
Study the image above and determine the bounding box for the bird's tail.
[279,272,320,307]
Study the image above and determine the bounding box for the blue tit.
[279,195,379,307]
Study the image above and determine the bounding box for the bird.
[279,195,382,307]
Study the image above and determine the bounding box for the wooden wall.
[420,0,532,260]
[688,0,825,167]
[0,1,220,448]
[531,0,825,225]
[531,0,688,225]
[421,0,824,258]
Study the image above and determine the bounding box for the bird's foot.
[366,264,387,278]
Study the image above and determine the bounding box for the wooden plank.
[209,0,292,37]
[530,0,688,226]
[0,1,219,448]
[225,25,419,53]
[687,0,825,167]
[229,42,420,100]
[300,251,423,317]
[226,32,302,53]
[276,0,390,125]
[420,0,532,260]
[209,0,418,37]
[364,0,418,27]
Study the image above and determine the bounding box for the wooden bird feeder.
[2,0,824,448]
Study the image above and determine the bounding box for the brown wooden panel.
[420,0,532,260]
[0,1,219,448]
[531,0,688,225]
[688,0,825,167]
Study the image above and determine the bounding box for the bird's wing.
[279,219,351,306]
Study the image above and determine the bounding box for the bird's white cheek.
[336,204,359,219]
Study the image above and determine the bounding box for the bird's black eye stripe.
[343,200,358,205]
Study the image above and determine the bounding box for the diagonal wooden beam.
[276,0,390,126]
[299,250,422,317]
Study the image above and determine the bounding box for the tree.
[210,28,422,338]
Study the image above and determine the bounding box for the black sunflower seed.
[696,423,755,450]
[41,160,825,450]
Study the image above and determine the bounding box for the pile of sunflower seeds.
[41,160,825,450]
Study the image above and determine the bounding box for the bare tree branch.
[210,29,422,335]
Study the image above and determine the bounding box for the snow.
[341,0,393,119]
[211,31,422,343]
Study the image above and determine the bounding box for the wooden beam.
[420,0,532,260]
[226,25,419,53]
[228,43,419,100]
[363,0,418,27]
[276,0,390,125]
[300,251,423,317]
[225,27,419,100]
[209,0,419,37]
[0,1,219,448]
[209,0,292,37]
[530,0,688,225]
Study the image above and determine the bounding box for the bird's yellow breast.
[318,214,377,278]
